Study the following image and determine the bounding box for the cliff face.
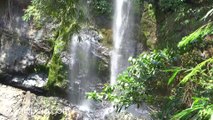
[0,0,111,93]
[0,0,51,92]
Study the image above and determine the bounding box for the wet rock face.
[0,29,34,74]
[0,1,51,92]
[0,28,50,91]
[76,28,110,64]
[0,0,111,92]
[12,73,47,88]
[0,28,50,73]
[68,28,110,83]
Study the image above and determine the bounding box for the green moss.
[46,40,68,92]
[178,22,213,48]
[45,22,79,93]
[100,28,113,48]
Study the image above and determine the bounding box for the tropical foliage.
[90,0,112,16]
[159,0,185,11]
[88,20,213,119]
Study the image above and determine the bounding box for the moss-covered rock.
[45,19,79,93]
[99,28,113,48]
[46,39,69,94]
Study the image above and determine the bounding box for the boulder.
[0,84,84,120]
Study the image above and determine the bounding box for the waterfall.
[69,29,114,119]
[69,30,99,111]
[111,0,135,85]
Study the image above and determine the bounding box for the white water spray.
[69,34,92,107]
[69,29,114,119]
[111,0,135,85]
[69,29,103,110]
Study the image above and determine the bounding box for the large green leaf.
[180,58,213,84]
[178,22,213,49]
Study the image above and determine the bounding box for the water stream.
[69,31,97,110]
[111,0,136,85]
[68,29,112,119]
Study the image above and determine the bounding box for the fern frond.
[178,22,213,49]
[180,58,213,84]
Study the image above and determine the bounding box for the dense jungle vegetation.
[24,0,213,119]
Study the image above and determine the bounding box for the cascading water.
[110,1,153,119]
[68,0,151,119]
[68,29,112,119]
[69,30,98,111]
[111,0,136,85]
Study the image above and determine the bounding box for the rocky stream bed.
[0,84,153,120]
